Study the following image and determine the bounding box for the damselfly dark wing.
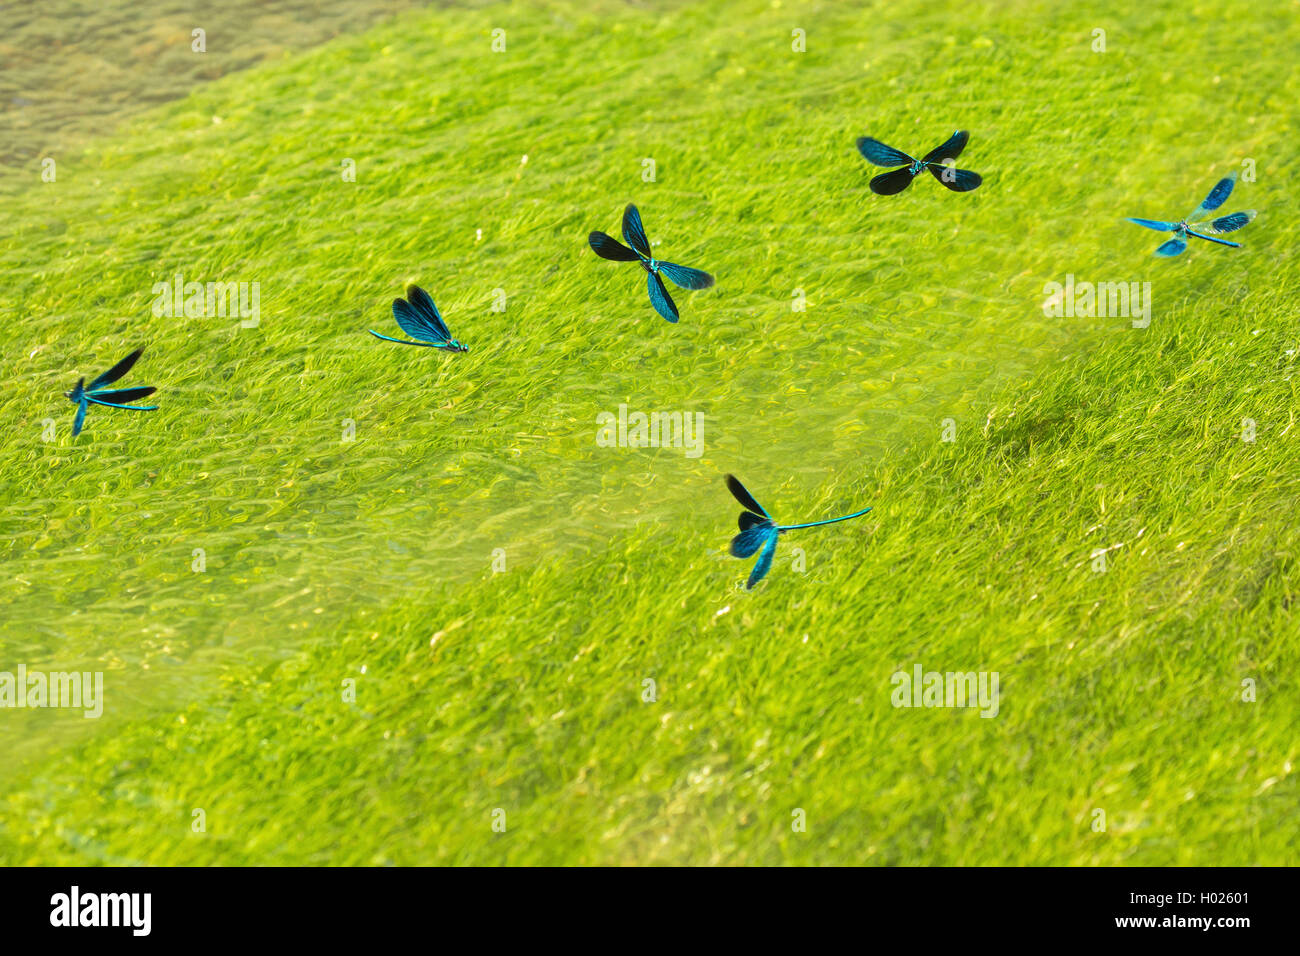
[921,130,969,165]
[405,285,452,339]
[1188,173,1236,222]
[917,131,980,191]
[856,137,913,167]
[88,347,144,391]
[730,524,773,559]
[88,386,157,403]
[72,399,88,437]
[747,534,779,588]
[588,231,640,261]
[1155,236,1188,257]
[647,271,679,322]
[392,293,450,344]
[726,474,770,518]
[622,204,652,259]
[1206,210,1256,234]
[657,261,714,290]
[391,300,443,342]
[869,167,918,195]
[926,165,983,192]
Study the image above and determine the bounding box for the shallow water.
[0,0,436,172]
[0,0,1237,775]
[0,283,1081,771]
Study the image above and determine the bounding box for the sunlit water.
[0,0,1115,776]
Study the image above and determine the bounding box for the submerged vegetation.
[0,0,1296,864]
